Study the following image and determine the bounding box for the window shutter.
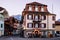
[53,24,55,28]
[27,14,29,19]
[39,24,41,28]
[44,16,46,20]
[42,15,46,20]
[52,16,55,20]
[44,24,46,28]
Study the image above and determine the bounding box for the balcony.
[33,19,41,22]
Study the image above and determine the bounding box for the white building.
[22,2,56,37]
[0,7,9,18]
[0,14,4,36]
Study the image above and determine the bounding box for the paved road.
[0,36,60,40]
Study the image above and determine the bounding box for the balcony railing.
[33,19,41,22]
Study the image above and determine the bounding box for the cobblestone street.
[0,36,60,40]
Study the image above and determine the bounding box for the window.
[39,24,41,28]
[35,6,38,11]
[27,14,32,20]
[56,31,60,34]
[42,16,46,20]
[41,7,44,12]
[29,6,32,11]
[52,16,55,20]
[27,23,33,28]
[41,24,46,28]
[1,24,3,28]
[35,15,38,21]
[53,24,55,28]
[35,23,38,28]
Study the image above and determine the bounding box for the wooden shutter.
[44,24,46,28]
[44,16,46,20]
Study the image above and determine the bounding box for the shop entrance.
[28,29,42,38]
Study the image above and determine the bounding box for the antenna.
[52,4,53,13]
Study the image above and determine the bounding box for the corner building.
[22,2,56,37]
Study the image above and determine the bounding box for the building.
[55,21,60,34]
[0,14,4,36]
[4,16,21,36]
[0,7,9,18]
[22,2,56,37]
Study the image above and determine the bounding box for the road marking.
[10,37,14,40]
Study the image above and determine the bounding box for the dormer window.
[29,6,32,11]
[35,6,38,11]
[41,7,44,12]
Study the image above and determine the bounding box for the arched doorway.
[32,29,42,38]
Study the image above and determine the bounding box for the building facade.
[55,21,60,34]
[0,7,9,18]
[22,2,56,37]
[0,14,4,36]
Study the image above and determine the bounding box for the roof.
[22,11,56,15]
[55,21,60,25]
[26,2,47,6]
[0,14,4,17]
[0,7,4,11]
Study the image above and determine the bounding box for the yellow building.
[55,21,60,34]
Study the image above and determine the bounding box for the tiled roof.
[55,21,60,25]
[22,11,56,15]
[0,7,4,11]
[26,2,47,6]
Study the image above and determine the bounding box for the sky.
[0,0,60,20]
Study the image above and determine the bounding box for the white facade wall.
[0,14,4,36]
[48,15,55,29]
[23,14,55,30]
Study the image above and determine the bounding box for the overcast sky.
[0,0,60,20]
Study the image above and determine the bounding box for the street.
[0,36,60,40]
